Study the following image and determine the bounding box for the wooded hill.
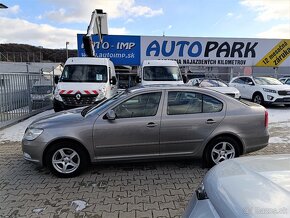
[0,44,77,63]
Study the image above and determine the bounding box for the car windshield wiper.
[81,105,95,117]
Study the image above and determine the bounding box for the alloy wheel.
[211,142,235,164]
[52,148,80,174]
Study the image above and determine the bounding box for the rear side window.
[203,95,223,113]
[114,92,162,118]
[167,91,223,115]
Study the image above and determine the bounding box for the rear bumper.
[243,133,269,154]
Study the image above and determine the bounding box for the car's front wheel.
[205,136,240,167]
[253,93,264,105]
[46,142,88,178]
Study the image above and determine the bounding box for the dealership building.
[77,34,290,88]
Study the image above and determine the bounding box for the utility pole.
[66,41,69,60]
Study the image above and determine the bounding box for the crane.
[83,9,108,57]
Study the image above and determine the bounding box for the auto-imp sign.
[77,34,290,67]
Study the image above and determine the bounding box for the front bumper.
[22,138,47,166]
[272,97,290,105]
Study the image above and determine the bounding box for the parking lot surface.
[0,121,290,217]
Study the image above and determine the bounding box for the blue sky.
[0,0,289,48]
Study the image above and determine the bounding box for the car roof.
[127,84,211,93]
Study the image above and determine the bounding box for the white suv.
[229,76,290,106]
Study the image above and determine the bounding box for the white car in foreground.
[229,76,290,106]
[184,155,290,218]
[188,79,241,99]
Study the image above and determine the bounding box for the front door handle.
[206,119,216,124]
[147,122,157,127]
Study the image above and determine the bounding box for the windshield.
[143,66,182,81]
[82,91,127,116]
[254,77,283,85]
[31,85,52,94]
[60,65,108,83]
[199,80,228,87]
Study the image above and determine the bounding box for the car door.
[230,77,247,98]
[159,90,226,156]
[242,77,256,99]
[232,77,254,99]
[93,91,163,160]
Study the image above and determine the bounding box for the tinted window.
[203,95,223,113]
[232,78,245,84]
[286,79,290,85]
[31,86,52,94]
[167,91,223,115]
[114,92,161,118]
[168,92,202,115]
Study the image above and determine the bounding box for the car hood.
[205,87,240,94]
[57,82,106,94]
[204,155,290,217]
[260,84,290,91]
[29,107,86,128]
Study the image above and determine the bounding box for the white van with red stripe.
[53,57,118,112]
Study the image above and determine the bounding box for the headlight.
[54,87,63,101]
[95,88,105,101]
[263,88,277,93]
[24,128,43,141]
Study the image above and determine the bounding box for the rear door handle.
[147,122,157,127]
[206,119,216,124]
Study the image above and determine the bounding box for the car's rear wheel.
[46,142,88,178]
[253,93,264,105]
[205,136,240,167]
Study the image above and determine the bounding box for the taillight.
[265,110,268,128]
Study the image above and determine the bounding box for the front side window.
[114,92,162,118]
[285,79,290,85]
[60,65,107,83]
[143,66,182,81]
[167,91,223,115]
[232,78,245,84]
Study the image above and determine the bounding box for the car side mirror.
[105,110,116,120]
[194,82,200,87]
[54,75,59,84]
[110,76,117,85]
[182,75,188,84]
[135,75,141,83]
[248,81,254,85]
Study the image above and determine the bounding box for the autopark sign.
[77,34,290,67]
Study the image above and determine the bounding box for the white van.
[136,60,185,86]
[53,57,118,112]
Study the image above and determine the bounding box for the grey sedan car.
[22,85,269,177]
[184,155,290,218]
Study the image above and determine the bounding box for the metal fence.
[0,72,53,129]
